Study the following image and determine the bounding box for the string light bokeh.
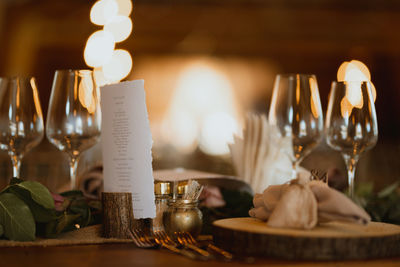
[84,0,133,86]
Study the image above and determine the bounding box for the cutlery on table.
[153,230,203,260]
[177,232,233,261]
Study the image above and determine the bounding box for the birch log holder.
[102,192,135,239]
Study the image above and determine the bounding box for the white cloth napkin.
[249,177,371,229]
[229,114,309,193]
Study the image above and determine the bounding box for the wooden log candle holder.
[102,192,135,239]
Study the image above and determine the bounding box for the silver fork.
[175,232,212,258]
[153,230,200,260]
[181,232,233,261]
[129,228,157,248]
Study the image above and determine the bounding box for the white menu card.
[101,80,156,219]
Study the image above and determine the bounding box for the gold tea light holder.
[160,180,204,238]
[163,198,203,237]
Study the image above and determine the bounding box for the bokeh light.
[162,112,198,154]
[84,30,115,68]
[337,59,376,102]
[337,60,377,117]
[86,0,133,84]
[102,49,133,82]
[199,112,239,155]
[116,0,133,16]
[163,62,240,155]
[93,67,108,87]
[309,77,321,119]
[78,75,95,113]
[90,0,119,26]
[104,15,133,42]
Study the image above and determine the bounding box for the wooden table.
[1,244,399,267]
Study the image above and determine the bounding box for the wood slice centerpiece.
[213,217,400,260]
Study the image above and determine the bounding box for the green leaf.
[10,178,23,185]
[7,186,56,223]
[0,193,35,241]
[43,220,58,238]
[60,190,83,198]
[69,203,88,215]
[355,182,374,197]
[15,181,55,209]
[70,205,91,227]
[88,200,102,210]
[31,205,56,223]
[55,213,81,234]
[84,208,91,227]
[378,182,400,198]
[28,202,57,223]
[61,198,71,210]
[388,205,400,223]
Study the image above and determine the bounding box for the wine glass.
[0,77,44,180]
[268,74,324,179]
[46,70,101,190]
[325,81,378,198]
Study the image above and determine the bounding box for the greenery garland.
[0,178,101,241]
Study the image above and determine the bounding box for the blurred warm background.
[0,0,399,191]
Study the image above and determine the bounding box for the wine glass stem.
[69,156,79,190]
[10,155,22,178]
[342,154,359,199]
[291,161,299,179]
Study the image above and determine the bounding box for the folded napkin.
[78,164,104,200]
[57,164,104,198]
[229,114,309,193]
[249,177,370,229]
[309,180,370,224]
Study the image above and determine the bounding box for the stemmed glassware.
[0,77,44,180]
[325,81,378,198]
[268,74,324,179]
[46,70,101,190]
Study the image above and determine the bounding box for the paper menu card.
[101,80,156,219]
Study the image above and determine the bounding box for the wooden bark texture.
[213,217,400,260]
[102,192,135,239]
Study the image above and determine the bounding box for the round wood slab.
[213,217,400,260]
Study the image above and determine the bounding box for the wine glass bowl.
[46,70,101,190]
[0,77,44,179]
[268,74,324,178]
[325,81,378,197]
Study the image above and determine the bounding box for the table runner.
[0,225,133,247]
